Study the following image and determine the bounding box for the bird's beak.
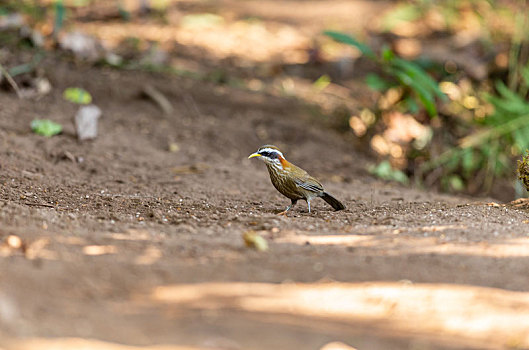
[248,152,261,159]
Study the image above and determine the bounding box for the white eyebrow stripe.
[259,148,284,158]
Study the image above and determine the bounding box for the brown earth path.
[0,60,529,350]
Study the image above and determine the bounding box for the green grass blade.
[323,31,375,59]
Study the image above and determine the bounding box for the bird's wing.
[291,165,324,193]
[295,179,323,193]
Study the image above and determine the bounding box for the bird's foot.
[277,204,293,216]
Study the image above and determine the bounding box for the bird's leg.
[307,199,311,213]
[278,199,297,216]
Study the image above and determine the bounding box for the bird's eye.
[260,151,270,157]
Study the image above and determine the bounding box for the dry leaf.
[242,231,268,251]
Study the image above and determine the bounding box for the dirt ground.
[0,57,529,350]
[2,1,529,350]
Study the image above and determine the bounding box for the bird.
[248,145,346,214]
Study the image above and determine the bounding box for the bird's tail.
[321,192,346,211]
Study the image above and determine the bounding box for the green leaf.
[365,73,391,91]
[313,74,331,90]
[371,160,391,177]
[391,169,409,184]
[369,160,409,184]
[394,70,437,116]
[181,13,224,29]
[118,7,131,21]
[495,80,521,101]
[54,0,65,34]
[63,87,92,104]
[444,150,461,172]
[496,153,510,174]
[461,148,479,174]
[382,47,395,62]
[487,95,529,119]
[8,63,34,77]
[513,126,529,153]
[486,94,529,116]
[381,4,422,30]
[521,65,529,88]
[480,144,492,157]
[403,96,419,114]
[31,119,62,137]
[392,58,445,99]
[393,69,413,86]
[71,0,91,7]
[415,88,437,117]
[323,31,375,58]
[447,175,465,191]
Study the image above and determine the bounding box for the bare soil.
[2,1,529,349]
[1,59,529,350]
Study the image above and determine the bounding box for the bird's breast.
[265,163,304,200]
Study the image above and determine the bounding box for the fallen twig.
[0,62,22,99]
[23,202,55,208]
[142,85,173,115]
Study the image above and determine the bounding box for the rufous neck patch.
[279,156,290,169]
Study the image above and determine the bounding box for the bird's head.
[248,145,288,168]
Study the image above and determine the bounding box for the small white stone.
[75,105,102,140]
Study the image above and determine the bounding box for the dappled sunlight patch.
[274,230,529,257]
[0,235,58,260]
[134,246,162,265]
[54,236,88,245]
[25,237,58,260]
[0,229,168,263]
[276,234,373,246]
[82,245,117,256]
[406,237,529,258]
[77,20,309,64]
[417,224,466,232]
[320,342,358,350]
[104,229,160,242]
[4,337,204,350]
[149,281,529,348]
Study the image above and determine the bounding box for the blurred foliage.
[326,1,529,198]
[3,0,529,198]
[31,119,62,137]
[422,73,529,193]
[180,13,224,29]
[0,0,46,21]
[369,161,409,184]
[63,87,92,104]
[416,0,529,194]
[54,0,65,34]
[325,30,446,117]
